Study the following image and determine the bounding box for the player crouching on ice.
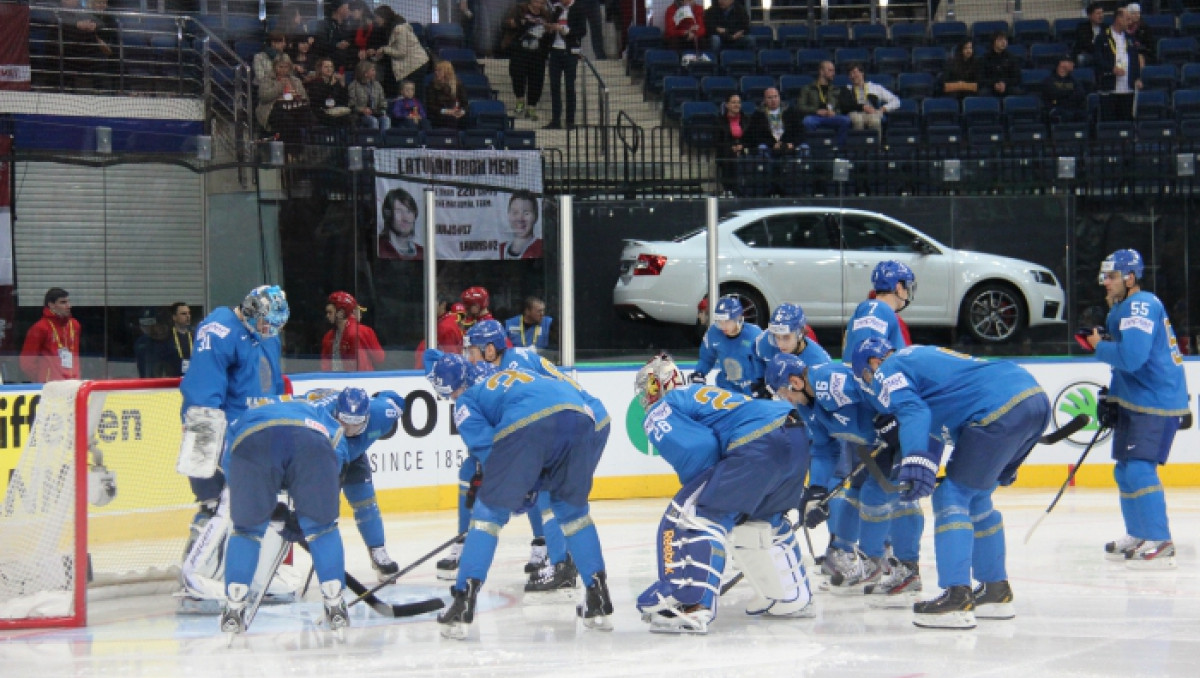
[425,352,613,640]
[219,395,363,640]
[850,338,1051,629]
[633,353,814,634]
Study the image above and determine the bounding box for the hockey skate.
[220,583,249,646]
[436,537,464,581]
[577,571,615,631]
[525,555,578,593]
[828,551,881,595]
[321,581,350,640]
[972,580,1015,620]
[524,537,549,574]
[866,557,922,608]
[1104,535,1144,561]
[369,546,399,581]
[820,546,860,583]
[643,604,714,635]
[1125,540,1176,570]
[439,579,482,640]
[913,585,976,630]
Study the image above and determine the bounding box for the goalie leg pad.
[181,489,232,599]
[730,520,813,618]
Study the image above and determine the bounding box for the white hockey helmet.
[635,353,687,409]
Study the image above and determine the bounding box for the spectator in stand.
[60,0,117,91]
[545,0,587,130]
[307,57,353,128]
[502,0,554,121]
[254,32,290,85]
[281,4,309,38]
[797,61,851,147]
[979,31,1021,97]
[460,286,494,331]
[134,309,164,379]
[501,190,543,260]
[749,86,804,154]
[1125,3,1154,68]
[391,79,433,130]
[363,5,398,97]
[256,55,312,143]
[350,0,377,78]
[322,291,385,371]
[844,63,900,134]
[704,0,753,53]
[1074,2,1106,67]
[617,0,647,54]
[579,0,607,59]
[160,302,194,378]
[348,60,391,131]
[289,32,316,81]
[714,92,750,168]
[378,187,423,260]
[941,40,978,99]
[20,287,82,383]
[379,6,430,92]
[414,301,466,368]
[506,296,553,352]
[457,0,478,51]
[314,0,356,72]
[665,0,706,52]
[426,61,470,130]
[1096,5,1142,122]
[1042,56,1087,123]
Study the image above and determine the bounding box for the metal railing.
[579,54,612,130]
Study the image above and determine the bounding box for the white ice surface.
[3,488,1200,678]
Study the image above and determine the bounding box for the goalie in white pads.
[634,353,813,634]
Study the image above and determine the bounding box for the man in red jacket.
[414,300,467,368]
[321,291,386,371]
[20,287,82,383]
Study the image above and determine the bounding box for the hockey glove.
[689,371,707,385]
[465,468,483,509]
[177,406,227,478]
[897,451,939,502]
[800,485,830,529]
[873,414,900,451]
[751,380,773,400]
[1096,387,1119,429]
[270,502,305,543]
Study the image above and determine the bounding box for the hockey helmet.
[712,295,745,334]
[850,336,894,385]
[767,303,807,338]
[1099,249,1144,284]
[241,285,289,338]
[328,291,358,317]
[461,286,490,311]
[335,387,371,436]
[465,319,507,356]
[871,260,916,294]
[469,360,499,386]
[765,353,808,396]
[428,352,471,398]
[450,302,467,317]
[634,353,687,409]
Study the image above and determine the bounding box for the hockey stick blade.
[341,568,445,617]
[1039,414,1090,445]
[720,571,745,595]
[349,531,467,609]
[1024,425,1106,545]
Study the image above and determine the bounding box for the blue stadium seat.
[758,49,794,76]
[834,47,871,70]
[740,100,757,117]
[852,23,888,49]
[748,25,775,48]
[832,73,850,88]
[503,130,537,150]
[887,98,920,130]
[1006,43,1029,68]
[1182,13,1200,39]
[424,130,462,149]
[1143,13,1177,40]
[681,101,719,147]
[817,24,850,49]
[778,24,811,50]
[739,75,776,104]
[962,96,1002,128]
[1003,95,1041,126]
[1013,19,1050,44]
[643,49,680,97]
[1020,68,1051,92]
[1182,62,1200,89]
[720,49,757,78]
[1158,37,1198,66]
[923,97,960,129]
[795,48,831,75]
[1073,66,1096,92]
[627,26,664,72]
[354,128,382,148]
[1175,88,1200,120]
[701,75,738,105]
[462,128,501,150]
[682,51,719,78]
[867,73,894,91]
[439,47,480,74]
[1096,120,1135,142]
[1029,42,1068,70]
[1137,119,1177,142]
[926,125,963,146]
[1141,64,1178,92]
[897,71,934,100]
[1009,123,1048,144]
[873,47,910,76]
[931,21,969,48]
[459,72,494,101]
[384,128,423,149]
[427,23,465,50]
[912,46,947,75]
[780,74,814,101]
[1051,122,1089,151]
[225,16,262,42]
[1135,89,1169,120]
[467,99,509,131]
[891,23,927,47]
[234,40,260,66]
[1053,18,1084,42]
[662,75,701,122]
[971,20,1009,42]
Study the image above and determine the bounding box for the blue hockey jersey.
[844,299,908,354]
[862,346,1044,457]
[1096,291,1190,416]
[180,306,285,422]
[799,361,878,454]
[453,369,593,464]
[643,385,794,484]
[311,390,405,462]
[498,347,611,433]
[696,324,766,394]
[225,399,351,466]
[754,331,833,374]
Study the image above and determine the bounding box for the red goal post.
[0,378,192,629]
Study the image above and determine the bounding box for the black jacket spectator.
[744,104,803,151]
[1041,70,1086,121]
[714,103,750,159]
[1095,25,1142,92]
[314,1,357,71]
[704,0,751,48]
[941,42,978,98]
[978,43,1021,96]
[1073,17,1105,60]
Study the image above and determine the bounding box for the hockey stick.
[1040,413,1090,445]
[720,571,745,595]
[1023,424,1106,545]
[293,539,446,618]
[348,531,467,610]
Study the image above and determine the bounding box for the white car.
[613,207,1065,344]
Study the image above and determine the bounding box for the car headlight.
[1028,269,1057,286]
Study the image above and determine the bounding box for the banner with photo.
[374,148,543,261]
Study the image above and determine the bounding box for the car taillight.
[633,254,668,276]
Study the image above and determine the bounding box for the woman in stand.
[306,57,352,129]
[257,54,311,144]
[379,5,430,96]
[426,60,469,130]
[502,0,553,120]
[941,40,978,100]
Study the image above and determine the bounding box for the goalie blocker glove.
[177,405,227,478]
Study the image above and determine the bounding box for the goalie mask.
[241,285,289,339]
[635,353,687,409]
[335,387,371,437]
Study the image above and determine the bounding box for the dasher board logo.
[625,399,659,457]
[1052,381,1113,446]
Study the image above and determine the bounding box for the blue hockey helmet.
[765,353,808,396]
[1099,249,1144,284]
[334,387,371,436]
[241,285,289,338]
[465,319,507,356]
[851,336,894,384]
[428,352,471,398]
[469,360,499,386]
[712,295,744,334]
[871,261,916,294]
[767,303,806,339]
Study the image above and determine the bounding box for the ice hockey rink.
[3,488,1200,678]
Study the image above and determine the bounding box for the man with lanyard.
[20,287,82,382]
[1095,5,1141,122]
[506,296,553,352]
[162,302,193,377]
[798,60,851,147]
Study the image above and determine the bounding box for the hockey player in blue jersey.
[851,337,1051,629]
[218,398,353,639]
[692,295,765,395]
[634,353,813,634]
[458,319,613,593]
[754,303,832,371]
[843,260,913,354]
[177,285,289,605]
[1086,249,1189,569]
[425,353,613,640]
[765,354,927,606]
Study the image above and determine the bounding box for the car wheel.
[960,283,1027,344]
[721,285,768,329]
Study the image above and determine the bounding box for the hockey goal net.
[0,378,194,629]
